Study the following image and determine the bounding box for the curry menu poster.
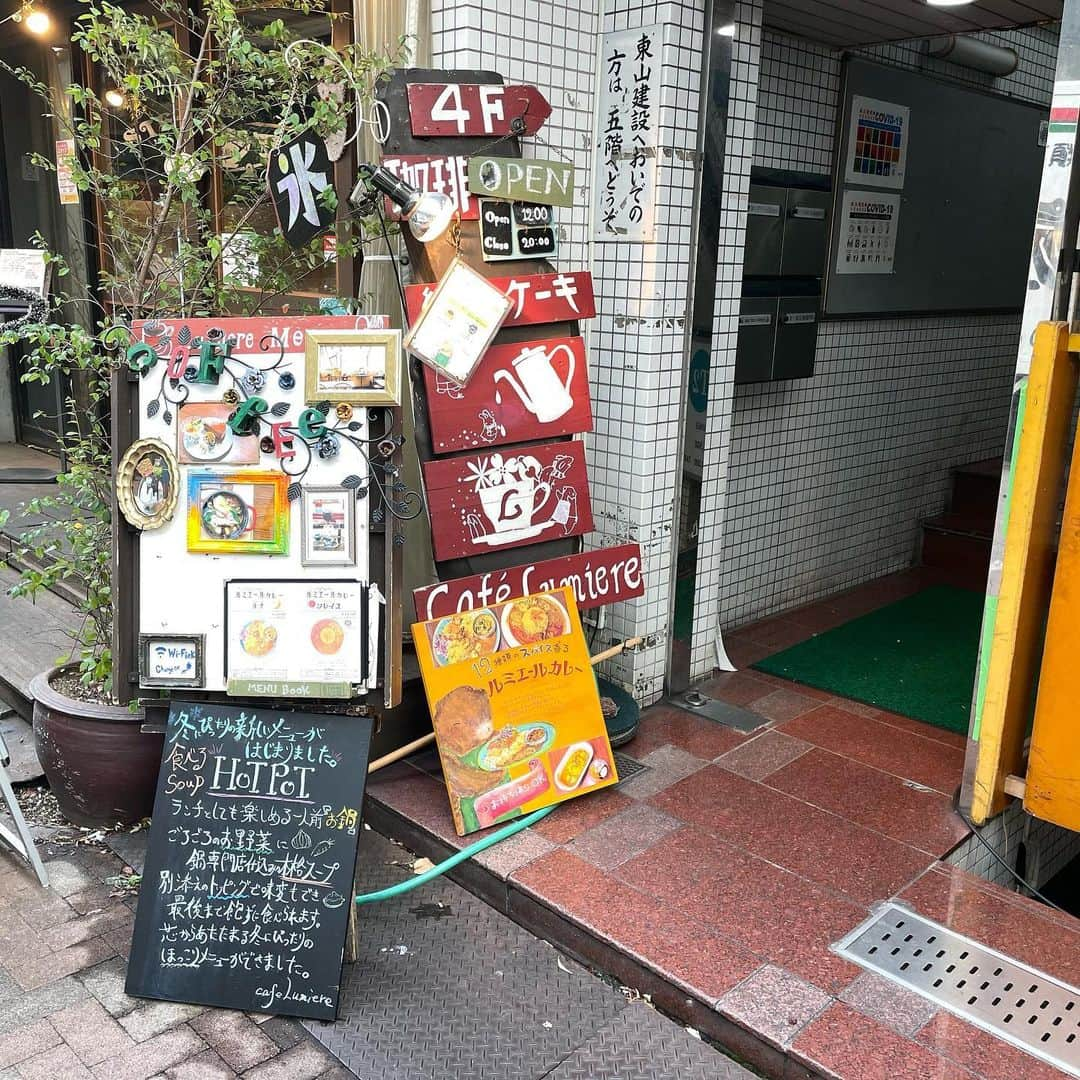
[412,587,618,835]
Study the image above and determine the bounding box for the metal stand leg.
[0,735,49,887]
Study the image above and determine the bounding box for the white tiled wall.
[716,24,1059,631]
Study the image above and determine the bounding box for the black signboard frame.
[126,701,374,1020]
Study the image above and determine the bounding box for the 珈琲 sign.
[126,701,374,1020]
[413,542,646,619]
[468,156,576,208]
[407,83,551,137]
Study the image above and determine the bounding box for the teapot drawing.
[492,343,576,424]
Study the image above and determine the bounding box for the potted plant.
[0,0,402,826]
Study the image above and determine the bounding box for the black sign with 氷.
[479,199,557,262]
[266,130,336,248]
[126,701,374,1020]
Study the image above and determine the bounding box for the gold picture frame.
[117,438,180,530]
[304,329,402,406]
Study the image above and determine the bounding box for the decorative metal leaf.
[354,486,368,500]
[348,421,362,432]
[341,474,362,489]
[316,400,331,417]
[372,507,385,523]
[177,325,192,345]
[287,482,303,503]
[162,409,172,425]
[270,401,289,417]
[393,481,406,492]
[146,399,160,418]
[394,533,406,547]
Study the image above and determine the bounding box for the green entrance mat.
[752,585,984,735]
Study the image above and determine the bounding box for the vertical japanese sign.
[55,139,79,205]
[593,24,662,242]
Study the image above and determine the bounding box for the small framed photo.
[305,329,402,406]
[138,633,205,688]
[116,438,179,531]
[403,257,512,387]
[186,470,289,555]
[177,401,260,465]
[301,487,356,567]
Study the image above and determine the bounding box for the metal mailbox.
[734,297,778,384]
[773,296,819,381]
[781,188,831,278]
[744,184,785,277]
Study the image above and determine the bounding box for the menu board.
[126,701,374,1020]
[412,587,618,835]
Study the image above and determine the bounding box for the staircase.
[920,459,1000,591]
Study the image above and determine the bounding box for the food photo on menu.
[413,587,618,835]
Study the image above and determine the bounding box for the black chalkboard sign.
[126,701,374,1020]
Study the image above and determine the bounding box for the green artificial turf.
[753,585,984,735]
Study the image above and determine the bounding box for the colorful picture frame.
[117,438,179,530]
[138,633,205,688]
[304,329,402,406]
[301,487,356,567]
[185,470,289,555]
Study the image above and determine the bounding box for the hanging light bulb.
[22,4,51,33]
[104,88,126,109]
[349,165,455,244]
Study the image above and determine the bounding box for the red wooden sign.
[406,271,596,329]
[414,542,645,620]
[423,440,594,562]
[407,83,552,138]
[423,336,591,453]
[378,154,479,220]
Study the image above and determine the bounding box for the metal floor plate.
[304,829,753,1080]
[836,902,1080,1078]
[613,751,649,784]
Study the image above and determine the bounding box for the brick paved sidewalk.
[0,835,352,1080]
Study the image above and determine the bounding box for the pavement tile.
[256,1018,304,1051]
[0,1021,61,1069]
[779,706,965,795]
[63,887,122,917]
[915,1012,1070,1080]
[100,927,133,960]
[0,970,21,1006]
[626,706,747,760]
[15,1043,94,1080]
[0,976,90,1036]
[77,958,139,1018]
[364,764,466,851]
[714,730,812,781]
[312,1068,354,1080]
[90,1026,205,1080]
[240,1043,336,1080]
[649,764,934,905]
[748,688,821,724]
[838,971,938,1037]
[618,745,708,800]
[717,964,832,1048]
[43,906,134,952]
[792,1002,977,1080]
[188,1012,276,1072]
[6,934,116,991]
[118,1003,205,1043]
[566,805,681,870]
[16,891,79,932]
[160,1048,238,1080]
[529,787,633,844]
[472,829,558,879]
[699,669,774,708]
[37,861,97,899]
[48,999,134,1066]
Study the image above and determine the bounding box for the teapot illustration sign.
[423,441,594,561]
[424,336,591,453]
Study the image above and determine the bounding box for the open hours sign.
[479,200,557,262]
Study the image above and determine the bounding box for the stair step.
[922,511,994,541]
[950,459,1002,520]
[920,515,992,592]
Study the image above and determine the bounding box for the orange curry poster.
[412,587,618,835]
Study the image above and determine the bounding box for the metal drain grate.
[835,903,1080,1077]
[613,752,649,784]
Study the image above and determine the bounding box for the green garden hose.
[354,804,556,905]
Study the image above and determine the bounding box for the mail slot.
[743,184,784,277]
[772,296,818,381]
[735,297,778,384]
[781,188,830,277]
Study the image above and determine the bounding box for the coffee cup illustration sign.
[423,336,592,453]
[423,441,595,561]
[494,343,575,424]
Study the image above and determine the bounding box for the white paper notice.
[0,249,48,296]
[55,139,79,205]
[836,190,900,275]
[844,95,909,190]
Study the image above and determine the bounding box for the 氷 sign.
[422,440,594,561]
[413,587,618,835]
[468,156,576,208]
[407,82,551,137]
[267,131,335,248]
[423,335,590,452]
[405,270,596,330]
[126,701,374,1020]
[413,543,646,619]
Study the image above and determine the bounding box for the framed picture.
[304,329,402,406]
[117,438,179,530]
[177,401,260,465]
[138,634,205,688]
[185,470,289,555]
[403,257,512,387]
[301,487,356,567]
